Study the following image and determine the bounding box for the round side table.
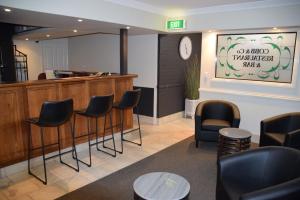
[133,172,190,200]
[218,128,252,158]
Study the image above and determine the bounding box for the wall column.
[120,28,128,75]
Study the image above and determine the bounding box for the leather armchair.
[260,112,300,150]
[194,100,240,147]
[216,146,300,200]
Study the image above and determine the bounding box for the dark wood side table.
[218,128,252,158]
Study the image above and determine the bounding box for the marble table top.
[133,172,190,200]
[219,128,252,139]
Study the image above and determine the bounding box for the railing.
[13,45,28,81]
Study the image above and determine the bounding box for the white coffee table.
[133,172,190,200]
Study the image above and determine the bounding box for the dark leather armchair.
[260,112,300,150]
[194,100,240,147]
[216,146,300,200]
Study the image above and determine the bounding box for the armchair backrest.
[288,114,300,132]
[262,112,300,133]
[261,147,300,186]
[203,102,234,122]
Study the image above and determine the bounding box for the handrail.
[13,45,27,57]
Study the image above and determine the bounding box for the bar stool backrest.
[85,94,114,117]
[118,89,141,109]
[38,99,73,127]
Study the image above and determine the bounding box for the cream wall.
[200,28,300,142]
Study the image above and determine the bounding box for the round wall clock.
[179,36,192,60]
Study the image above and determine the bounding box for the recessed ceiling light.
[273,27,278,30]
[126,26,130,30]
[25,38,29,41]
[73,29,78,33]
[46,34,50,38]
[4,8,11,12]
[77,19,83,22]
[208,30,213,33]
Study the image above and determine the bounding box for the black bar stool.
[73,94,116,167]
[26,99,79,185]
[107,89,142,154]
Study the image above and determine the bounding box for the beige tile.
[1,118,194,199]
[28,185,66,200]
[1,179,39,199]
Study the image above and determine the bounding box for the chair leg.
[136,107,142,146]
[28,127,47,185]
[27,125,32,175]
[40,127,47,185]
[196,140,199,148]
[109,112,117,157]
[58,124,80,172]
[96,114,117,157]
[57,127,62,163]
[122,107,143,146]
[120,109,124,154]
[75,116,92,167]
[70,121,80,172]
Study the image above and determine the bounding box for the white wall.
[200,28,300,142]
[68,34,120,73]
[128,34,158,88]
[128,34,158,118]
[13,38,68,80]
[41,39,68,71]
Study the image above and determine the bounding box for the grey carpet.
[57,137,217,200]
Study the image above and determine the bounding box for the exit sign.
[166,19,186,30]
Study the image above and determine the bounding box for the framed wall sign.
[215,32,297,83]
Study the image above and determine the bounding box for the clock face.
[179,36,192,60]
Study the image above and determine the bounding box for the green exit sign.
[166,19,186,30]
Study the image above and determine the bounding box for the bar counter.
[0,74,137,167]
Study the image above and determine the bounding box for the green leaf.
[219,46,225,54]
[277,35,283,40]
[265,43,281,54]
[235,36,246,41]
[227,61,239,71]
[227,43,240,53]
[282,46,291,69]
[262,36,272,40]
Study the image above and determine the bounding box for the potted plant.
[184,55,200,119]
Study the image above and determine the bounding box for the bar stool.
[73,94,116,167]
[26,99,79,185]
[108,89,142,154]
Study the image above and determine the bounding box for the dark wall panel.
[158,33,202,118]
[133,86,154,117]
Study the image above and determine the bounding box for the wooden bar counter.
[0,74,137,167]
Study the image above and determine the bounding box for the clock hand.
[185,44,188,54]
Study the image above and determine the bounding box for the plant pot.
[184,98,200,119]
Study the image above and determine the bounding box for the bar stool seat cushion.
[202,119,231,131]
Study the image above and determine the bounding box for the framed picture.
[215,32,297,83]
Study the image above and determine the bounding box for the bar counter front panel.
[0,74,137,167]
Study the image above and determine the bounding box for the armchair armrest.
[240,177,300,200]
[285,129,300,147]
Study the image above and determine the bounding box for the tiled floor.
[0,118,194,200]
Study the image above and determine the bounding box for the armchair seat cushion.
[202,119,231,131]
[265,132,285,145]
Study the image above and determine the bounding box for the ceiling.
[136,0,264,10]
[0,6,158,41]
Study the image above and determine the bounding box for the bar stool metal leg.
[97,114,117,157]
[28,125,47,184]
[70,121,80,172]
[57,125,80,171]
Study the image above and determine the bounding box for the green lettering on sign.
[166,20,186,30]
